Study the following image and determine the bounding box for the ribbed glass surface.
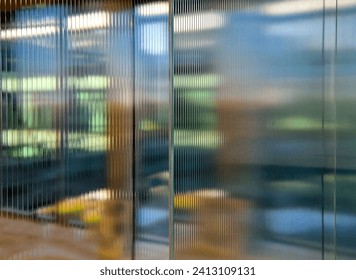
[335,0,356,259]
[322,0,338,260]
[0,1,134,259]
[1,0,356,260]
[173,0,335,259]
[133,1,170,259]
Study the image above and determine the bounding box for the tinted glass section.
[1,0,356,260]
[134,1,170,259]
[173,0,329,259]
[0,1,134,259]
[335,0,356,259]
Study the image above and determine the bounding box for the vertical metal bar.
[131,0,136,259]
[169,0,175,260]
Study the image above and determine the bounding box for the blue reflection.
[1,0,356,260]
[173,3,356,259]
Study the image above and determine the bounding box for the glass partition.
[134,0,170,259]
[0,1,135,259]
[335,0,356,259]
[0,0,355,260]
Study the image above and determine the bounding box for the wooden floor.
[0,216,340,260]
[0,217,99,259]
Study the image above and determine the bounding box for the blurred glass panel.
[322,0,338,260]
[173,0,327,259]
[134,1,170,259]
[335,0,356,259]
[1,0,355,261]
[0,1,134,259]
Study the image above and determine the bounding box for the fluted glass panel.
[322,0,338,260]
[1,0,356,261]
[173,0,327,259]
[335,0,356,259]
[0,1,134,259]
[134,1,170,259]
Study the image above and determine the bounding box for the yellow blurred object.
[82,209,102,224]
[36,196,104,225]
[174,193,198,210]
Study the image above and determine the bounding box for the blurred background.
[0,0,355,259]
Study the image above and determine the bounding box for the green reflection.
[181,90,215,107]
[174,74,219,89]
[174,129,222,149]
[2,130,107,157]
[2,75,108,92]
[139,119,161,131]
[272,117,320,130]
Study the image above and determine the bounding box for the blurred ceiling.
[0,0,133,11]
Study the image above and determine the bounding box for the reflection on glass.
[134,1,170,260]
[0,1,134,259]
[335,2,356,259]
[0,0,355,260]
[173,0,329,259]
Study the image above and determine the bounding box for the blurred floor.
[0,217,98,259]
[1,216,354,259]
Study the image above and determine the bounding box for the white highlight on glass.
[0,12,110,40]
[262,0,356,16]
[0,26,58,40]
[137,2,169,17]
[68,12,109,31]
[174,12,226,33]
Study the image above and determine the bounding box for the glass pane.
[173,0,326,259]
[335,0,356,259]
[134,1,170,260]
[0,0,355,261]
[0,1,134,259]
[322,0,338,260]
